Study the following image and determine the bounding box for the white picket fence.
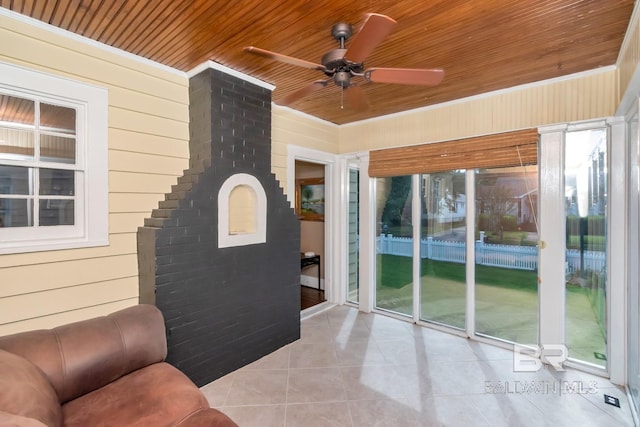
[377,234,605,272]
[565,249,606,273]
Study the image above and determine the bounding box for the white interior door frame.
[287,145,338,303]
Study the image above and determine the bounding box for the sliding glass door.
[374,168,539,342]
[564,129,607,367]
[375,175,413,316]
[419,171,466,329]
[366,123,612,369]
[474,166,539,344]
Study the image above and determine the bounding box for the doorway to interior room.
[296,160,326,310]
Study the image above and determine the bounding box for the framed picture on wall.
[296,178,324,221]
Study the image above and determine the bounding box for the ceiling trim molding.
[187,60,274,91]
[0,7,186,78]
[342,65,617,128]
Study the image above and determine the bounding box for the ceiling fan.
[243,13,444,110]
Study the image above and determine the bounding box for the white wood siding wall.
[272,105,339,200]
[339,69,617,153]
[0,13,189,334]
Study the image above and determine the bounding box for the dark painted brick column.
[137,67,300,386]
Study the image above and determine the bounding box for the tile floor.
[201,305,636,427]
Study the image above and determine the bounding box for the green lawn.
[375,254,606,366]
[378,255,537,292]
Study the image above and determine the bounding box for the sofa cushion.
[0,350,62,427]
[61,362,212,427]
[0,304,167,403]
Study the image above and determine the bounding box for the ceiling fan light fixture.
[334,71,351,87]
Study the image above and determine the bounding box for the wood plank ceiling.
[1,0,635,125]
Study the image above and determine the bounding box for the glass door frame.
[626,101,640,424]
[340,117,626,381]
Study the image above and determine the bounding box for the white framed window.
[0,61,108,254]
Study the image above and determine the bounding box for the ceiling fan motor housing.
[322,48,364,87]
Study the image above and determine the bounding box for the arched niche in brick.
[218,173,266,248]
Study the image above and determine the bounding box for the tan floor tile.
[200,305,636,427]
[285,402,353,427]
[340,364,425,401]
[524,392,626,427]
[289,341,339,368]
[299,320,334,344]
[329,317,373,344]
[200,372,235,407]
[463,393,548,427]
[420,360,490,396]
[220,404,286,427]
[243,346,291,370]
[225,369,289,405]
[412,395,492,427]
[348,398,423,427]
[333,339,388,366]
[287,367,346,403]
[578,388,635,427]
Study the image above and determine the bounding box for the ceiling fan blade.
[345,85,369,111]
[364,68,445,86]
[344,14,397,64]
[277,80,329,106]
[243,46,326,71]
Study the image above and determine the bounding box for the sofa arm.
[0,350,62,427]
[0,411,49,427]
[176,408,238,427]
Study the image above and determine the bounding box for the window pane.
[419,171,466,329]
[565,129,607,367]
[41,134,75,163]
[0,94,34,125]
[0,198,32,227]
[0,95,35,160]
[475,166,539,344]
[39,199,74,226]
[39,169,74,196]
[0,127,35,160]
[376,175,413,316]
[40,103,76,134]
[0,165,32,195]
[347,168,359,304]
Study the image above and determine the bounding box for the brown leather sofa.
[0,304,237,427]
